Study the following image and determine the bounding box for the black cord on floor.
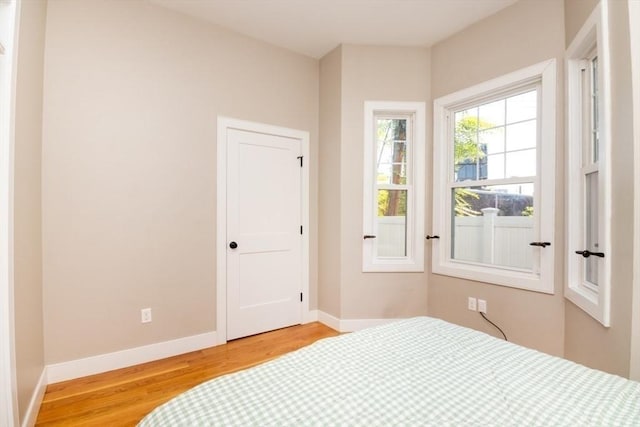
[480,312,508,341]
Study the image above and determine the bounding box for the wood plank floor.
[36,322,340,426]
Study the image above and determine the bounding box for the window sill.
[433,261,554,294]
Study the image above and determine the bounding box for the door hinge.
[297,156,303,167]
[300,225,303,235]
[300,292,303,302]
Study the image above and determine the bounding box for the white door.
[226,128,302,340]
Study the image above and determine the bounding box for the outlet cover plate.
[141,308,152,323]
[478,299,487,313]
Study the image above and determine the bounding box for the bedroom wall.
[563,0,636,377]
[339,45,430,319]
[318,45,430,322]
[13,0,47,421]
[429,0,566,356]
[41,0,319,364]
[563,0,599,45]
[318,46,342,318]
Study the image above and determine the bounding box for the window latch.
[575,250,605,258]
[529,241,551,247]
[363,235,377,239]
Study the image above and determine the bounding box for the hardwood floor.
[36,322,339,426]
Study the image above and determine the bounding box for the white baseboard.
[47,331,218,384]
[21,369,47,427]
[44,315,401,385]
[317,311,401,332]
[317,311,341,331]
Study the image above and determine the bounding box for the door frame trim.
[216,116,310,344]
[0,1,20,424]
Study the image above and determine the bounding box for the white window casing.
[432,60,557,293]
[363,101,426,272]
[565,2,611,326]
[0,0,19,424]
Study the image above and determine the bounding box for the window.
[363,101,425,272]
[433,60,556,293]
[566,3,611,326]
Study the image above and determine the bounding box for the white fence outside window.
[379,209,533,269]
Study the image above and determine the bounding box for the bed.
[138,317,640,426]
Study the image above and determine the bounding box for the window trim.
[363,101,425,272]
[0,0,19,424]
[432,60,556,294]
[565,2,611,326]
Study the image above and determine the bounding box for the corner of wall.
[20,369,46,427]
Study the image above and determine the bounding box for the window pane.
[454,107,504,181]
[506,90,537,123]
[505,149,536,178]
[486,154,505,180]
[377,189,407,257]
[376,163,406,185]
[585,171,599,285]
[456,91,538,185]
[479,127,505,155]
[479,99,505,127]
[376,164,392,184]
[376,119,407,185]
[506,120,536,151]
[451,184,534,270]
[591,56,599,163]
[454,109,483,182]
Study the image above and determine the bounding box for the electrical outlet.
[478,299,487,314]
[141,308,152,323]
[467,297,477,311]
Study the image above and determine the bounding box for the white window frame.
[0,0,19,424]
[363,101,425,272]
[432,60,556,293]
[565,2,611,326]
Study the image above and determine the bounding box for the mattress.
[138,317,640,426]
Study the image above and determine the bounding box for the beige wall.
[318,45,430,320]
[429,0,566,356]
[564,0,599,44]
[339,45,430,319]
[13,0,47,421]
[41,0,318,363]
[629,0,640,381]
[318,46,342,317]
[563,0,635,377]
[27,0,639,381]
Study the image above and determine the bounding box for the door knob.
[229,241,238,249]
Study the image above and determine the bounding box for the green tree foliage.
[521,206,534,217]
[453,115,493,216]
[378,189,406,217]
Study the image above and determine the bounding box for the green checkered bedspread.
[138,317,640,426]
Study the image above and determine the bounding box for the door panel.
[226,128,302,340]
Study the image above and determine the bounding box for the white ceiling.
[148,0,518,58]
